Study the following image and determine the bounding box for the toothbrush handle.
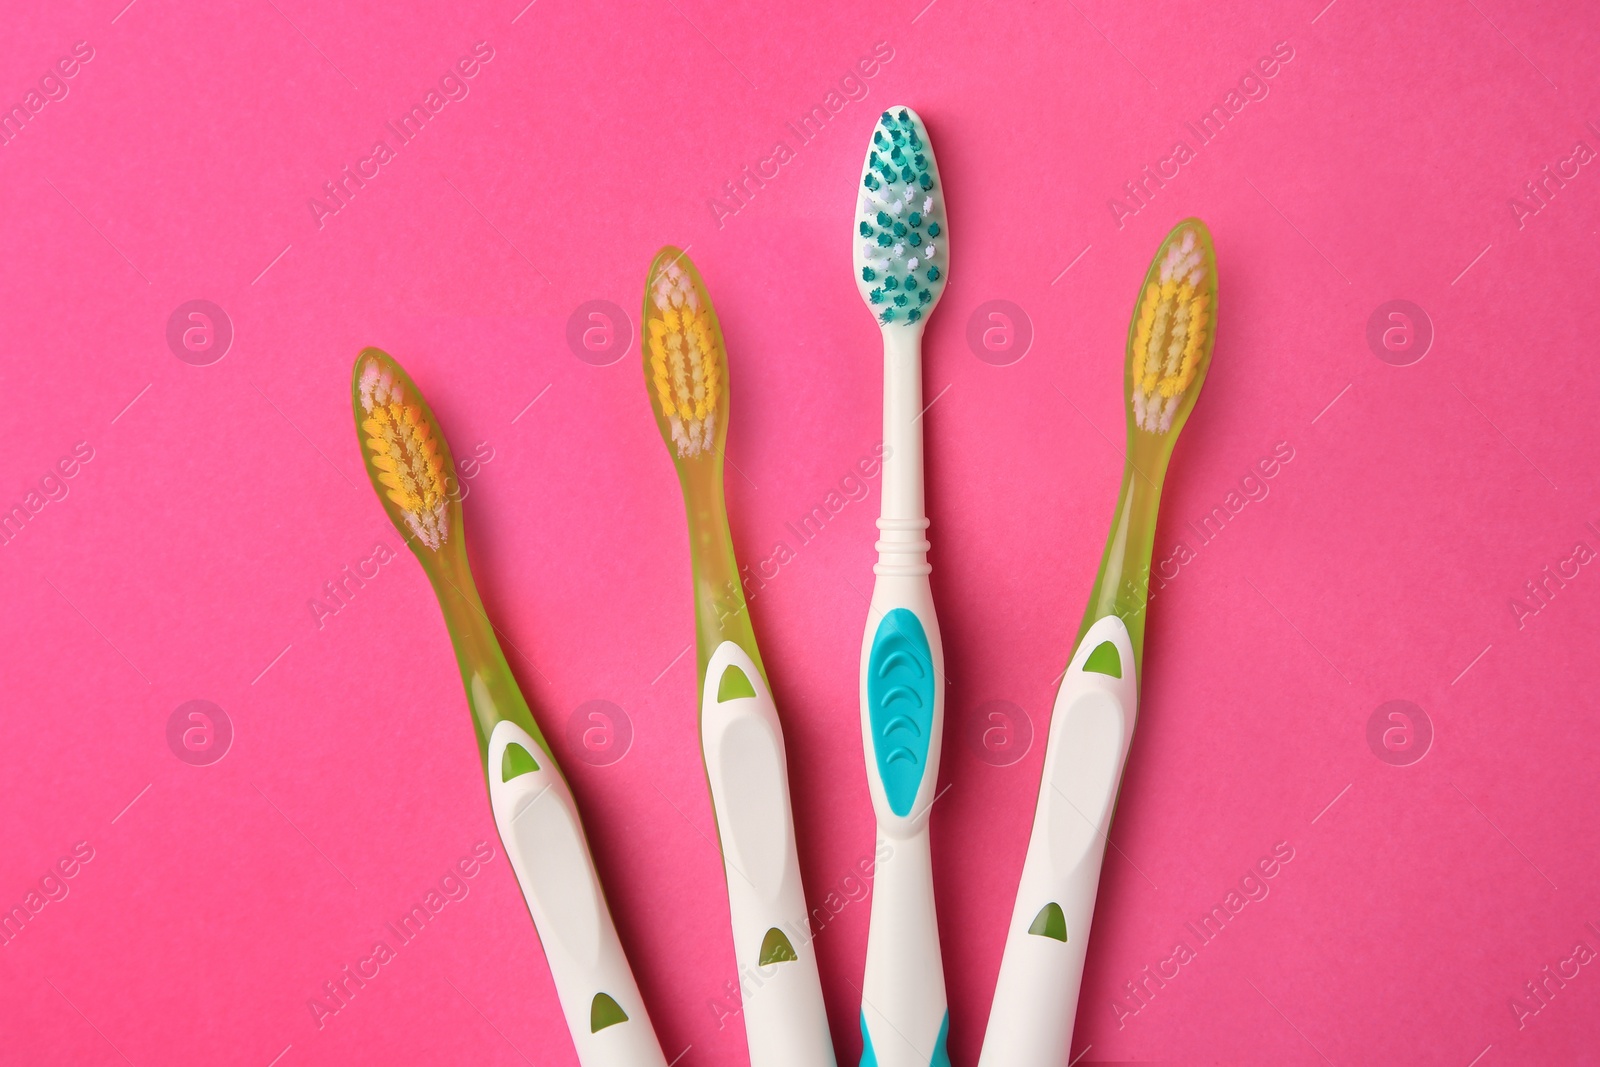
[701,642,836,1067]
[977,617,1138,1067]
[858,326,949,1066]
[858,579,949,1067]
[487,721,669,1067]
[860,821,950,1066]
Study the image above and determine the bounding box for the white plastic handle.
[855,321,950,1067]
[859,820,947,1067]
[701,641,836,1067]
[977,616,1138,1067]
[487,720,669,1067]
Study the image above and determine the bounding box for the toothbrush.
[976,220,1218,1067]
[351,349,668,1067]
[641,248,836,1067]
[851,106,952,1067]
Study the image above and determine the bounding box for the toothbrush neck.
[680,460,762,690]
[877,326,930,578]
[427,546,549,763]
[1076,445,1170,669]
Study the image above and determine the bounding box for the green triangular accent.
[1028,902,1068,942]
[590,992,628,1032]
[717,664,757,702]
[757,927,799,965]
[1083,640,1122,679]
[501,742,539,782]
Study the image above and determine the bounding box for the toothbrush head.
[642,246,728,462]
[352,348,459,555]
[1126,219,1218,438]
[853,106,948,327]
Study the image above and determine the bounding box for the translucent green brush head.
[1077,219,1218,665]
[642,247,729,465]
[351,347,463,563]
[1125,219,1218,457]
[639,248,763,687]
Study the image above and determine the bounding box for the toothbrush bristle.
[645,252,722,459]
[1130,224,1214,434]
[357,355,450,550]
[854,107,946,325]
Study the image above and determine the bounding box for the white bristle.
[852,107,949,326]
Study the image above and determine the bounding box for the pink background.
[2,1,1598,1064]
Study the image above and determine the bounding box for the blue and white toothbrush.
[851,106,951,1067]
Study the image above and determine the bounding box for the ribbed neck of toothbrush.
[1131,228,1210,435]
[647,262,722,460]
[358,358,450,551]
[858,109,945,325]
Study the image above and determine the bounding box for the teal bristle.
[855,107,947,326]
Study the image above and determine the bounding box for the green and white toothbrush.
[851,106,952,1067]
[352,349,668,1067]
[977,220,1218,1066]
[641,248,835,1066]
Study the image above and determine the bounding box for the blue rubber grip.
[867,608,935,817]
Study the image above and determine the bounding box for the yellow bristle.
[644,254,725,458]
[1129,225,1215,433]
[356,354,451,550]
